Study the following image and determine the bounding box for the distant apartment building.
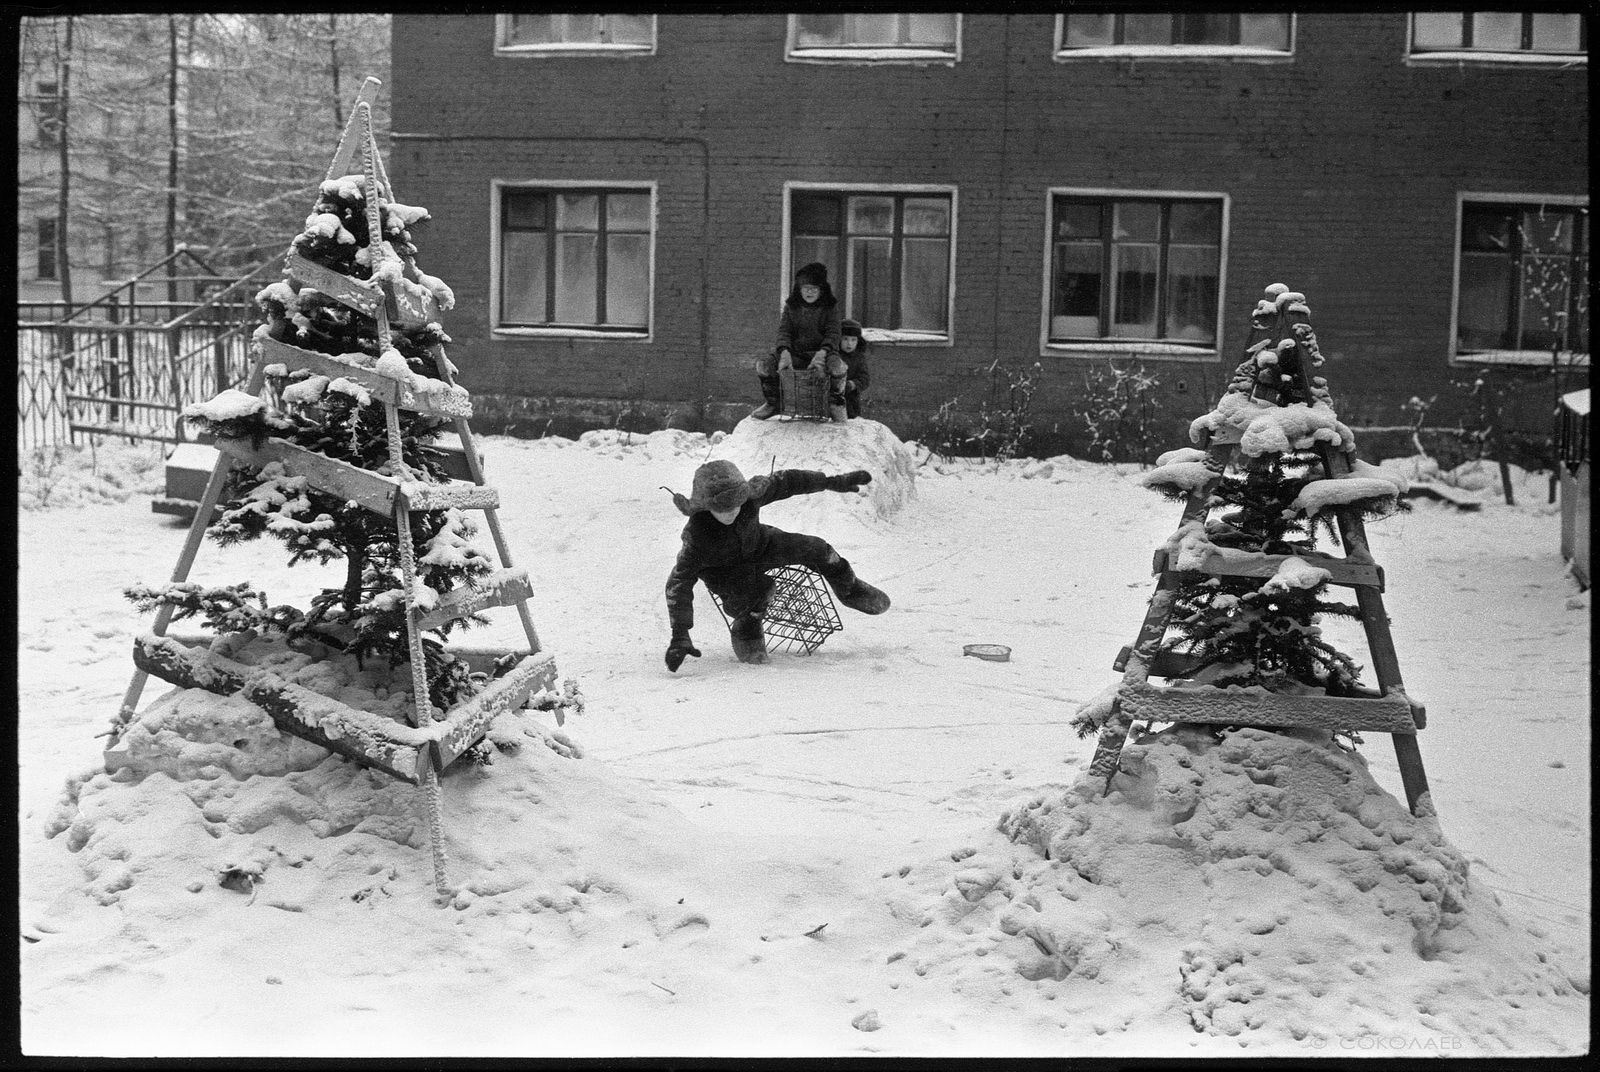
[390,12,1588,454]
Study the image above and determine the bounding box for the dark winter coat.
[840,339,871,417]
[665,469,838,631]
[775,288,842,369]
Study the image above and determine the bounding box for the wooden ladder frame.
[1086,292,1434,817]
[112,78,551,894]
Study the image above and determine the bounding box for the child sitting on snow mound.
[663,460,890,668]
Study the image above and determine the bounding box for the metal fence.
[17,257,275,453]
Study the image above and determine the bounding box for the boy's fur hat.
[795,261,829,287]
[670,460,752,516]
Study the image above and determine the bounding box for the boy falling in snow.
[663,460,891,668]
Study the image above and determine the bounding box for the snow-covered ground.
[17,424,1590,1057]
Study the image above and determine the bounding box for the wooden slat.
[130,632,430,784]
[1116,681,1419,734]
[431,651,559,771]
[258,336,401,406]
[242,676,428,785]
[442,645,529,677]
[214,435,400,517]
[1154,546,1383,590]
[284,253,384,317]
[388,276,442,328]
[259,335,470,420]
[399,481,499,512]
[415,568,532,631]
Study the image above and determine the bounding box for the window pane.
[1520,255,1570,351]
[848,13,900,45]
[1168,201,1220,244]
[1052,242,1102,337]
[902,197,950,236]
[1412,13,1463,49]
[605,233,649,327]
[1111,244,1159,338]
[559,14,604,44]
[794,13,843,48]
[606,14,653,46]
[1522,209,1575,254]
[1064,14,1113,47]
[607,192,651,232]
[1458,252,1512,349]
[1176,13,1231,45]
[907,13,957,46]
[1123,14,1173,46]
[556,193,598,232]
[792,194,841,235]
[502,232,547,324]
[792,238,838,284]
[1462,207,1512,252]
[1471,12,1521,50]
[504,190,548,230]
[849,237,893,326]
[1055,201,1102,239]
[1114,202,1160,242]
[848,196,895,236]
[900,237,949,332]
[507,15,555,46]
[1166,244,1219,343]
[1531,13,1582,51]
[554,234,598,323]
[1239,13,1290,49]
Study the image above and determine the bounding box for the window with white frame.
[787,14,959,62]
[495,14,655,55]
[1047,194,1224,349]
[498,187,652,333]
[1057,13,1292,56]
[1411,12,1586,61]
[789,188,954,339]
[1455,199,1588,362]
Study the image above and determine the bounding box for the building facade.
[390,12,1588,458]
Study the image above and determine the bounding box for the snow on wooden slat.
[242,676,430,785]
[399,482,499,512]
[415,568,532,631]
[1153,546,1383,590]
[1116,681,1419,734]
[284,253,385,318]
[387,276,442,329]
[431,651,559,771]
[258,337,402,406]
[214,435,401,518]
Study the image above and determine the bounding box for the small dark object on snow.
[804,923,828,938]
[218,867,259,894]
[963,643,1011,662]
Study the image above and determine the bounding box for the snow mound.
[873,726,1585,1054]
[20,441,165,510]
[707,417,916,528]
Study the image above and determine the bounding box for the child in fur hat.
[663,459,890,668]
[838,318,871,419]
[751,261,849,423]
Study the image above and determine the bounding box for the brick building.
[390,12,1588,457]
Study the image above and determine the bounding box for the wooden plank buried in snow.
[128,633,429,783]
[242,676,429,785]
[284,253,385,318]
[214,435,400,518]
[415,568,533,631]
[1116,681,1419,734]
[1153,546,1383,591]
[431,651,560,771]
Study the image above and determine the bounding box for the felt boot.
[751,375,781,420]
[828,375,849,422]
[729,613,769,663]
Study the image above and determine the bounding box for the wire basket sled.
[778,367,832,421]
[710,565,844,655]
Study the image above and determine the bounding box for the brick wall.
[392,12,1588,458]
